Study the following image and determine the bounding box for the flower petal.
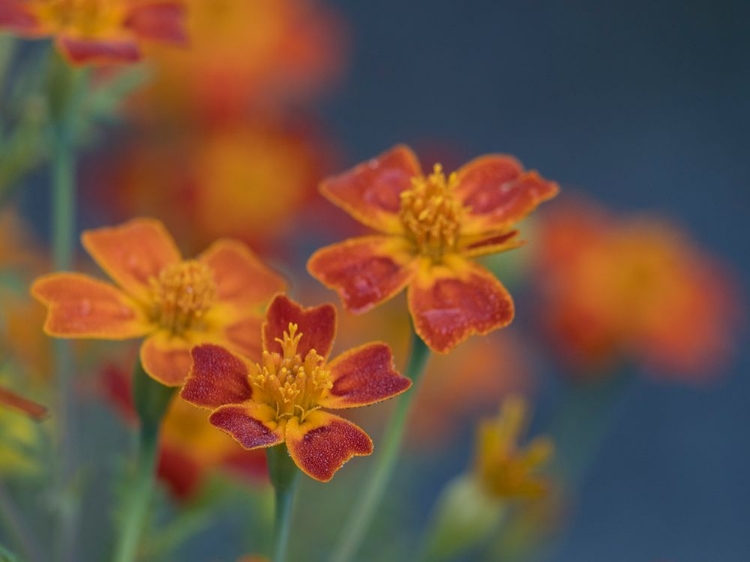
[0,1,44,35]
[57,35,142,66]
[31,273,151,339]
[263,295,336,360]
[181,344,253,409]
[125,1,188,45]
[407,257,514,353]
[199,239,285,312]
[81,218,181,302]
[455,156,559,233]
[320,145,421,233]
[285,411,373,482]
[459,229,525,259]
[140,332,192,386]
[320,343,411,409]
[220,315,264,362]
[307,236,417,314]
[209,403,283,450]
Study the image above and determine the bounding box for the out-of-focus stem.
[0,479,43,562]
[267,445,301,562]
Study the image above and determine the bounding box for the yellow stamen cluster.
[149,260,217,336]
[399,164,465,262]
[33,0,124,35]
[250,323,333,423]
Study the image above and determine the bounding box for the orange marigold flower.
[31,217,285,386]
[307,144,559,353]
[180,294,411,482]
[534,197,743,380]
[475,395,553,500]
[0,0,188,65]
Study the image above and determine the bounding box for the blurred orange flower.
[535,198,742,380]
[181,294,411,482]
[32,218,285,386]
[308,144,559,353]
[474,395,553,500]
[0,0,188,65]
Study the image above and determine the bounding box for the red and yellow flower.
[474,395,553,500]
[0,0,188,65]
[181,294,411,482]
[307,144,559,353]
[32,217,285,386]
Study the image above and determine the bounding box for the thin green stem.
[112,360,174,562]
[329,330,431,562]
[266,445,301,562]
[0,480,43,562]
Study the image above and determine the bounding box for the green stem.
[329,330,431,562]
[0,480,42,562]
[112,360,175,562]
[266,445,301,562]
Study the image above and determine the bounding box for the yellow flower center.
[148,260,217,336]
[32,0,125,36]
[250,323,333,423]
[399,164,465,262]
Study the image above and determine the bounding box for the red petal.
[320,145,421,233]
[181,344,253,409]
[81,218,181,302]
[320,343,411,409]
[209,404,283,450]
[455,156,559,233]
[459,229,525,258]
[140,332,192,386]
[157,445,203,501]
[57,35,142,66]
[220,315,264,363]
[285,411,373,482]
[0,1,44,35]
[407,258,514,353]
[307,236,417,313]
[31,273,151,339]
[263,295,336,360]
[125,1,188,45]
[199,239,285,312]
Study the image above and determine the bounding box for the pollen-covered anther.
[250,323,333,422]
[399,164,465,262]
[149,260,217,335]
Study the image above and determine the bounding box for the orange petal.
[81,218,181,302]
[0,1,44,35]
[140,332,192,386]
[57,36,142,66]
[320,145,421,233]
[31,273,151,339]
[199,239,285,312]
[459,229,525,259]
[0,385,47,421]
[263,295,336,360]
[285,411,372,482]
[407,257,514,353]
[455,156,559,233]
[209,403,283,450]
[220,315,264,363]
[125,1,188,45]
[307,235,417,313]
[181,344,253,409]
[320,343,411,409]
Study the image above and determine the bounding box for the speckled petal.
[81,218,181,302]
[285,411,373,482]
[263,295,336,360]
[307,235,417,313]
[220,315,264,363]
[455,156,559,234]
[31,273,151,339]
[199,239,285,312]
[320,343,411,409]
[407,257,514,353]
[320,145,421,234]
[181,344,253,409]
[140,332,192,386]
[125,1,188,45]
[209,403,283,450]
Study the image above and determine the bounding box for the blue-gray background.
[321,1,750,560]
